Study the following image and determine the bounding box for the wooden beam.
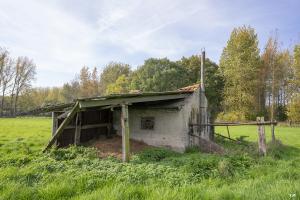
[189,121,277,126]
[43,102,79,152]
[121,104,130,162]
[74,112,81,145]
[79,94,188,109]
[65,123,110,130]
[51,112,58,136]
[57,111,70,119]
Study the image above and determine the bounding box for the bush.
[216,111,247,122]
[137,148,179,162]
[184,146,201,153]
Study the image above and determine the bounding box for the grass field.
[0,118,299,200]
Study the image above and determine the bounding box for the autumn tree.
[293,44,300,92]
[61,80,80,102]
[219,26,261,119]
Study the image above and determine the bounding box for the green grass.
[0,118,299,200]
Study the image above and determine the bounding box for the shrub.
[137,148,179,162]
[216,111,246,122]
[184,146,200,153]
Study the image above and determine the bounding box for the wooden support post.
[51,112,58,136]
[257,117,267,156]
[43,102,79,152]
[121,104,130,162]
[74,112,81,145]
[226,125,230,139]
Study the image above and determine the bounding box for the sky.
[0,0,299,87]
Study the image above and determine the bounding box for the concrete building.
[44,84,211,160]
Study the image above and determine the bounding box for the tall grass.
[0,118,299,200]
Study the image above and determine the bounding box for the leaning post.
[257,117,267,156]
[51,112,58,136]
[74,112,82,145]
[121,104,130,162]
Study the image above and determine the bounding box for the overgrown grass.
[0,118,299,200]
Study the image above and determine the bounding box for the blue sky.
[0,0,299,87]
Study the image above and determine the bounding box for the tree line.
[0,48,36,117]
[219,26,300,122]
[2,25,300,122]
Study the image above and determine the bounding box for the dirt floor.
[89,135,152,158]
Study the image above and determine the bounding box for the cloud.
[0,0,299,86]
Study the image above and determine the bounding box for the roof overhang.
[78,93,190,109]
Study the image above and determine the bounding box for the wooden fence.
[189,118,277,156]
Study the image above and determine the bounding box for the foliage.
[216,111,247,122]
[293,44,300,90]
[0,48,36,116]
[287,94,300,122]
[178,57,224,119]
[99,62,131,94]
[106,74,131,94]
[130,58,190,92]
[220,26,261,119]
[136,148,179,162]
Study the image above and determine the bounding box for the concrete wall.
[112,88,210,152]
[113,101,187,152]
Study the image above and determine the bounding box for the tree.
[106,74,131,94]
[91,67,99,97]
[79,66,92,97]
[0,48,14,116]
[10,57,36,116]
[99,62,131,94]
[261,35,293,123]
[61,80,80,102]
[178,56,224,119]
[219,26,261,119]
[287,94,300,122]
[293,44,300,92]
[131,58,189,92]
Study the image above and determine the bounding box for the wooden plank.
[79,94,188,109]
[57,111,70,119]
[121,104,130,162]
[189,121,277,126]
[74,112,81,145]
[51,112,58,136]
[257,117,267,156]
[65,123,110,130]
[43,102,79,152]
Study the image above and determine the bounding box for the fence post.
[256,117,267,156]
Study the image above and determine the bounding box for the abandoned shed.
[44,52,213,161]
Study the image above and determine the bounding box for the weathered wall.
[112,88,210,152]
[181,88,210,148]
[113,103,186,152]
